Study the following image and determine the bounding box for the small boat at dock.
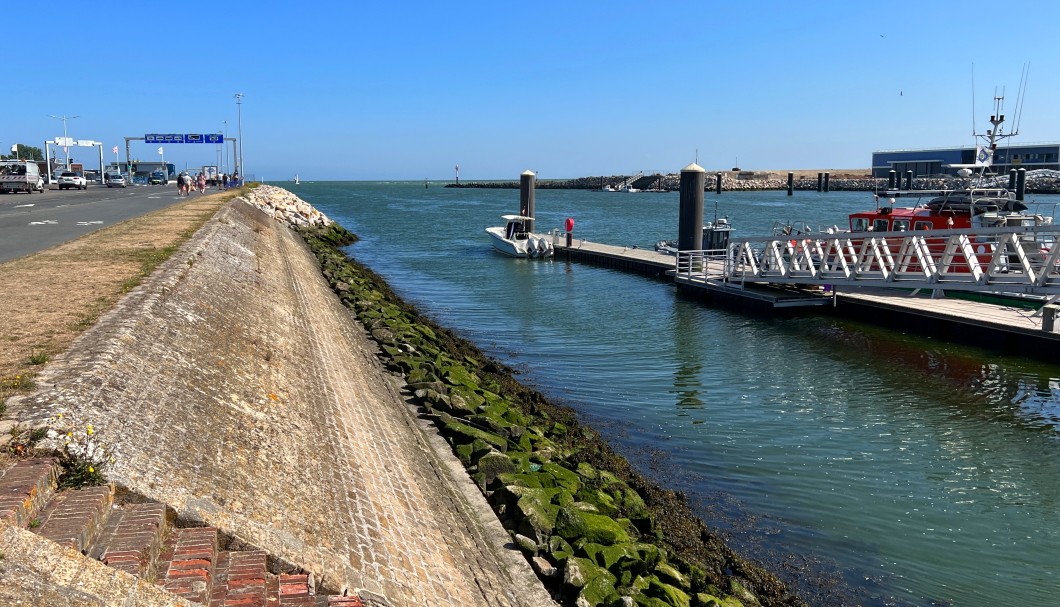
[485,215,554,258]
[655,218,733,255]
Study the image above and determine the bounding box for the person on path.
[197,173,207,194]
[222,173,230,190]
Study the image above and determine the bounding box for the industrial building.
[872,142,1060,177]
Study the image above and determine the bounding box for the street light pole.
[48,114,79,169]
[223,120,229,174]
[233,93,244,178]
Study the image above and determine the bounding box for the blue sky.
[10,1,1060,180]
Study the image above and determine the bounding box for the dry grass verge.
[0,189,248,412]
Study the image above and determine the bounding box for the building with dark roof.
[872,143,1060,177]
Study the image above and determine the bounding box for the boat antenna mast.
[972,64,1029,177]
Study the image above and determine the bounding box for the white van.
[0,160,44,193]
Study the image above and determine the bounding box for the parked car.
[58,171,87,190]
[149,171,168,185]
[104,173,127,188]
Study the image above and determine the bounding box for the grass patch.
[28,349,49,365]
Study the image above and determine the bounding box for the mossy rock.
[438,413,507,451]
[693,594,743,607]
[512,532,538,554]
[454,443,474,466]
[505,451,531,472]
[563,556,615,590]
[619,487,648,516]
[579,572,621,606]
[634,543,665,569]
[576,462,598,479]
[727,580,758,607]
[503,486,563,537]
[555,506,631,545]
[468,414,515,438]
[386,355,420,373]
[496,472,545,489]
[552,488,575,507]
[597,543,641,572]
[654,563,689,591]
[635,596,675,607]
[448,387,486,414]
[441,364,480,389]
[646,577,691,607]
[548,535,573,559]
[476,451,515,487]
[578,488,618,516]
[542,462,581,492]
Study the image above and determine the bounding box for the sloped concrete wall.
[10,199,553,607]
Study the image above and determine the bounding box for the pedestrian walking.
[197,173,207,194]
[222,173,230,190]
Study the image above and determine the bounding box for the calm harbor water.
[278,181,1060,607]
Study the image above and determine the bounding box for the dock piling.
[787,172,793,196]
[1044,306,1059,333]
[715,173,722,194]
[679,163,706,251]
[824,171,830,192]
[1009,168,1017,191]
[905,170,913,190]
[1016,168,1026,202]
[888,170,896,190]
[817,172,823,192]
[520,170,536,232]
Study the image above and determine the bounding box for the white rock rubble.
[239,185,332,228]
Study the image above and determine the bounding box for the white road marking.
[29,220,58,225]
[76,221,104,226]
[14,204,34,208]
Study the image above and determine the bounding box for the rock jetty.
[241,184,333,227]
[445,171,1060,194]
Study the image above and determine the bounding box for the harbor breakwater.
[446,172,1060,194]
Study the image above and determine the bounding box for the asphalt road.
[0,183,202,263]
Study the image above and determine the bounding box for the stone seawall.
[10,189,554,607]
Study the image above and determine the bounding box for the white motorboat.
[485,215,554,258]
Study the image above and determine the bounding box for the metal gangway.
[676,225,1060,297]
[617,172,644,190]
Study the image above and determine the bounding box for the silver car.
[105,173,127,188]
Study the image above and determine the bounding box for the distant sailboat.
[293,174,300,184]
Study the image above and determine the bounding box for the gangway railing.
[618,172,644,190]
[676,225,1060,296]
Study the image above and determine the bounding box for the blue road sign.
[146,133,220,143]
